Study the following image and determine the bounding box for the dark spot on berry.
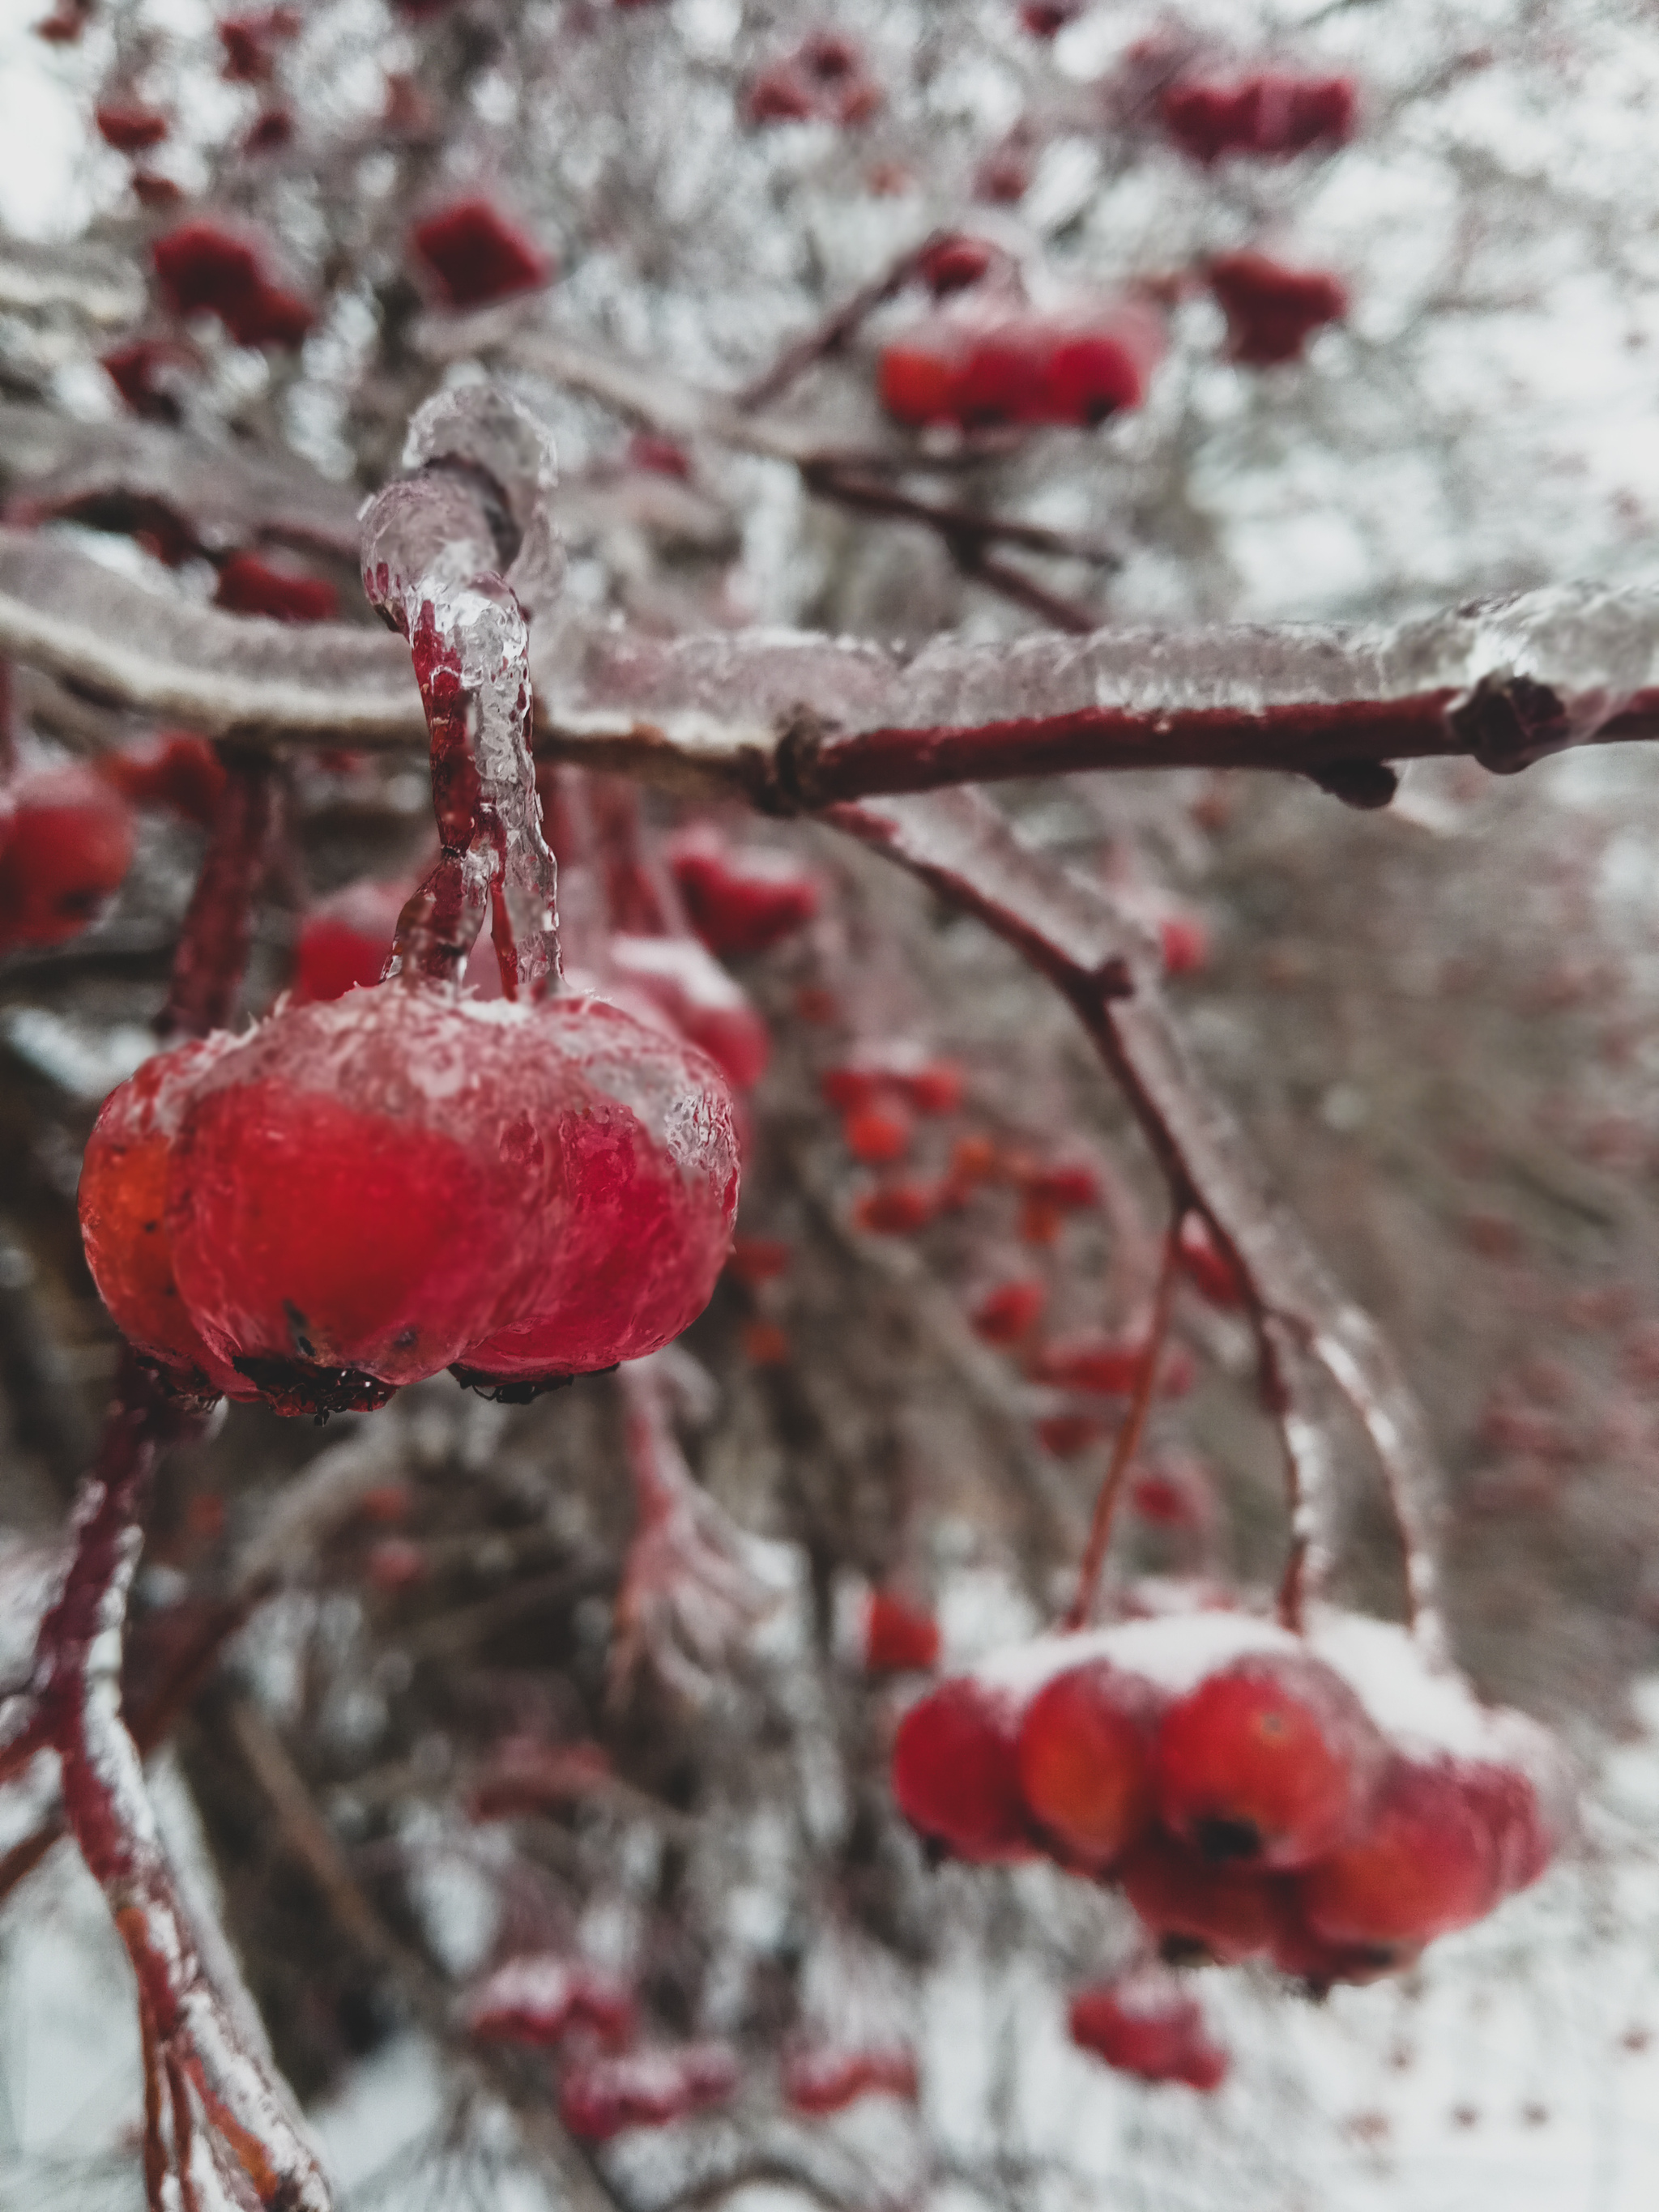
[1195,1813,1263,1862]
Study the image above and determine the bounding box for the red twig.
[829,789,1450,1664]
[157,749,279,1041]
[1064,1211,1184,1630]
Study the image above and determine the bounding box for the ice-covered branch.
[5,518,1659,802]
[830,789,1451,1661]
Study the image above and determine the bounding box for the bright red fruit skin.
[1118,1835,1277,1965]
[891,1676,1033,1861]
[1068,1976,1229,2091]
[865,1590,941,1673]
[1297,1757,1501,1947]
[79,1035,247,1395]
[1030,1332,1145,1394]
[96,101,169,153]
[452,996,740,1388]
[666,827,821,957]
[410,198,553,310]
[880,307,1163,430]
[0,765,134,948]
[1017,1660,1155,1869]
[291,880,407,1004]
[1152,1656,1383,1869]
[152,220,313,349]
[167,991,567,1412]
[560,2044,738,2141]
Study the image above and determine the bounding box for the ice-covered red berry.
[0,763,134,950]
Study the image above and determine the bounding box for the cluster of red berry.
[151,219,313,352]
[408,198,554,313]
[461,1947,919,2134]
[893,1609,1569,2031]
[1209,250,1349,368]
[745,32,883,129]
[1159,71,1358,165]
[1068,1967,1228,2091]
[880,300,1166,432]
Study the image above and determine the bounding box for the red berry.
[1030,1332,1144,1395]
[152,220,313,350]
[667,826,820,957]
[1017,1660,1155,1869]
[365,1536,425,1592]
[450,996,740,1391]
[0,764,134,948]
[741,1318,790,1366]
[1152,1654,1384,1869]
[844,1103,911,1165]
[1209,250,1348,367]
[627,433,691,479]
[1117,1834,1277,1965]
[560,2045,738,2141]
[1160,73,1357,165]
[95,101,169,154]
[1159,911,1209,976]
[917,234,998,297]
[783,2044,919,2116]
[970,1276,1047,1347]
[727,1235,791,1286]
[1017,1160,1100,1211]
[1297,1758,1501,1947]
[878,327,967,427]
[101,734,227,829]
[1019,1,1082,36]
[607,933,770,1091]
[853,1182,938,1236]
[865,1590,941,1674]
[292,880,407,1004]
[1176,1216,1243,1309]
[465,1736,613,1820]
[79,1036,248,1396]
[892,1675,1034,1861]
[410,198,554,311]
[132,173,185,211]
[214,551,337,624]
[166,991,571,1413]
[893,1060,965,1115]
[217,8,300,85]
[821,1063,882,1114]
[242,105,294,155]
[1267,1890,1410,1992]
[462,1954,636,2050]
[746,33,881,128]
[1068,1971,1229,2091]
[948,1132,1003,1189]
[100,339,192,422]
[1034,1413,1106,1459]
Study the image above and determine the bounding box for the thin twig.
[1064,1209,1185,1630]
[736,232,950,413]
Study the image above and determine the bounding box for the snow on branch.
[4,521,1659,802]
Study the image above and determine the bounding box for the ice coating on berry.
[1152,1653,1385,1869]
[79,1034,246,1393]
[890,1674,1034,1861]
[453,995,739,1386]
[1017,1660,1156,1869]
[167,991,569,1411]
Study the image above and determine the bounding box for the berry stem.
[588,771,672,935]
[156,747,278,1041]
[1064,1209,1183,1631]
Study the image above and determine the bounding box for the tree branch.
[826,789,1451,1660]
[5,526,1657,803]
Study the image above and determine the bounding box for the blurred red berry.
[844,1104,911,1165]
[100,733,228,829]
[970,1276,1047,1347]
[783,2044,919,2114]
[892,1674,1034,1860]
[1161,72,1357,164]
[0,764,134,952]
[854,1183,938,1235]
[1209,250,1348,366]
[865,1590,941,1673]
[215,551,338,624]
[667,826,821,957]
[727,1235,791,1286]
[218,8,300,86]
[95,101,169,154]
[410,198,554,311]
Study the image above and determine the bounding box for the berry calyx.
[1152,1653,1384,1869]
